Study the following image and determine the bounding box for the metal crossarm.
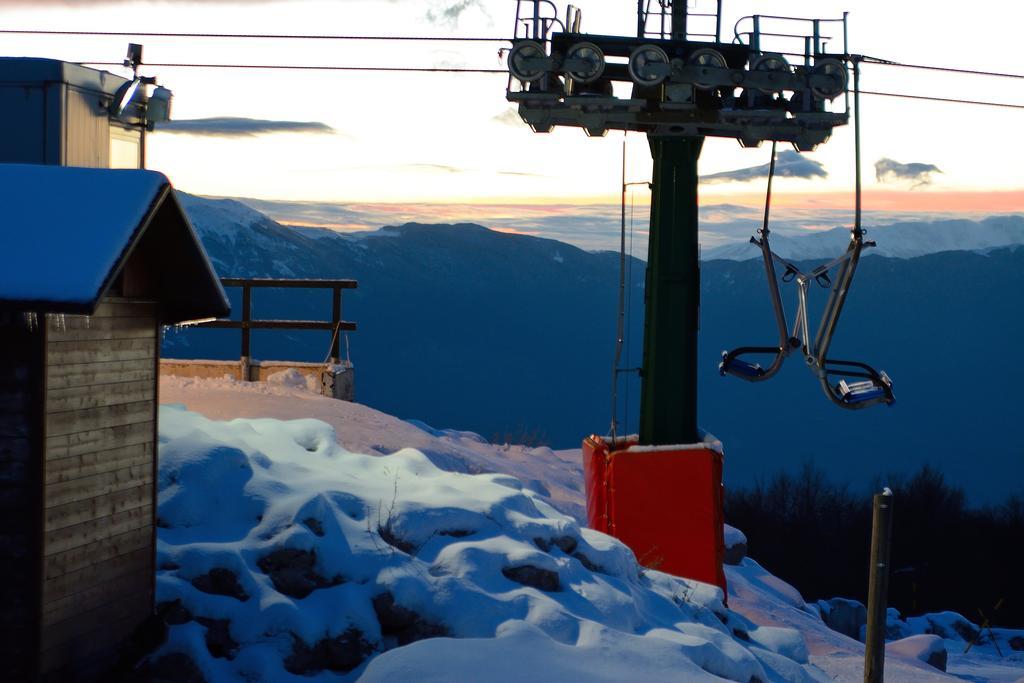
[507,1,851,150]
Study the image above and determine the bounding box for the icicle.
[23,311,38,331]
[46,313,66,332]
[84,315,91,329]
[175,317,217,329]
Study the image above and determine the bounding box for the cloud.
[152,117,335,137]
[0,0,304,4]
[399,163,466,174]
[225,197,371,231]
[492,109,525,127]
[701,150,827,184]
[875,158,942,188]
[426,0,489,26]
[497,170,548,178]
[387,163,548,178]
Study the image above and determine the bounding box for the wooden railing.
[201,278,357,364]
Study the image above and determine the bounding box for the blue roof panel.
[0,163,169,308]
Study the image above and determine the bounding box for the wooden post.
[241,283,252,380]
[864,489,894,683]
[331,286,342,363]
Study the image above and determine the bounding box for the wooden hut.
[0,163,229,681]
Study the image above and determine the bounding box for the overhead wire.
[854,53,1024,109]
[6,27,1024,80]
[860,90,1024,111]
[763,50,1024,82]
[5,25,1021,108]
[857,55,1024,81]
[77,57,1024,108]
[80,61,507,74]
[0,28,508,42]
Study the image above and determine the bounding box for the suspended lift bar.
[720,57,894,409]
[717,142,800,381]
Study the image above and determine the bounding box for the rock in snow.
[815,598,867,641]
[153,405,826,682]
[724,524,749,566]
[888,634,948,672]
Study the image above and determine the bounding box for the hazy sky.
[3,0,1023,246]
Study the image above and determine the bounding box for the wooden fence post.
[864,488,894,683]
[331,285,342,363]
[240,283,252,380]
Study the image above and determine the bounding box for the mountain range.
[702,215,1024,260]
[166,193,1024,504]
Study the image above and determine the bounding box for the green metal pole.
[671,1,688,40]
[639,136,703,445]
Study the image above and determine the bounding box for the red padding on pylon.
[582,436,611,534]
[582,435,727,595]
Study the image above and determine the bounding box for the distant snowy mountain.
[178,193,270,236]
[703,215,1024,261]
[169,192,1024,506]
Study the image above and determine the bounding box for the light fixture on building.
[108,43,173,128]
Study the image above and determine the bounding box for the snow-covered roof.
[0,57,128,96]
[0,163,229,323]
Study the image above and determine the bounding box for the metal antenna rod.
[611,140,628,441]
[611,141,651,439]
[842,13,851,114]
[716,0,723,42]
[853,56,863,234]
[761,141,777,237]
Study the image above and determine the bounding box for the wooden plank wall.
[63,85,109,169]
[0,314,43,680]
[41,299,158,680]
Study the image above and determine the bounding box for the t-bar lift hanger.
[719,58,895,409]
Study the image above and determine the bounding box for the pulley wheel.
[751,53,791,93]
[563,41,605,84]
[810,57,848,100]
[688,47,728,90]
[508,40,547,83]
[629,44,671,86]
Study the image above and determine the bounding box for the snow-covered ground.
[157,376,1024,682]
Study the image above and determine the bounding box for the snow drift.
[153,405,826,682]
